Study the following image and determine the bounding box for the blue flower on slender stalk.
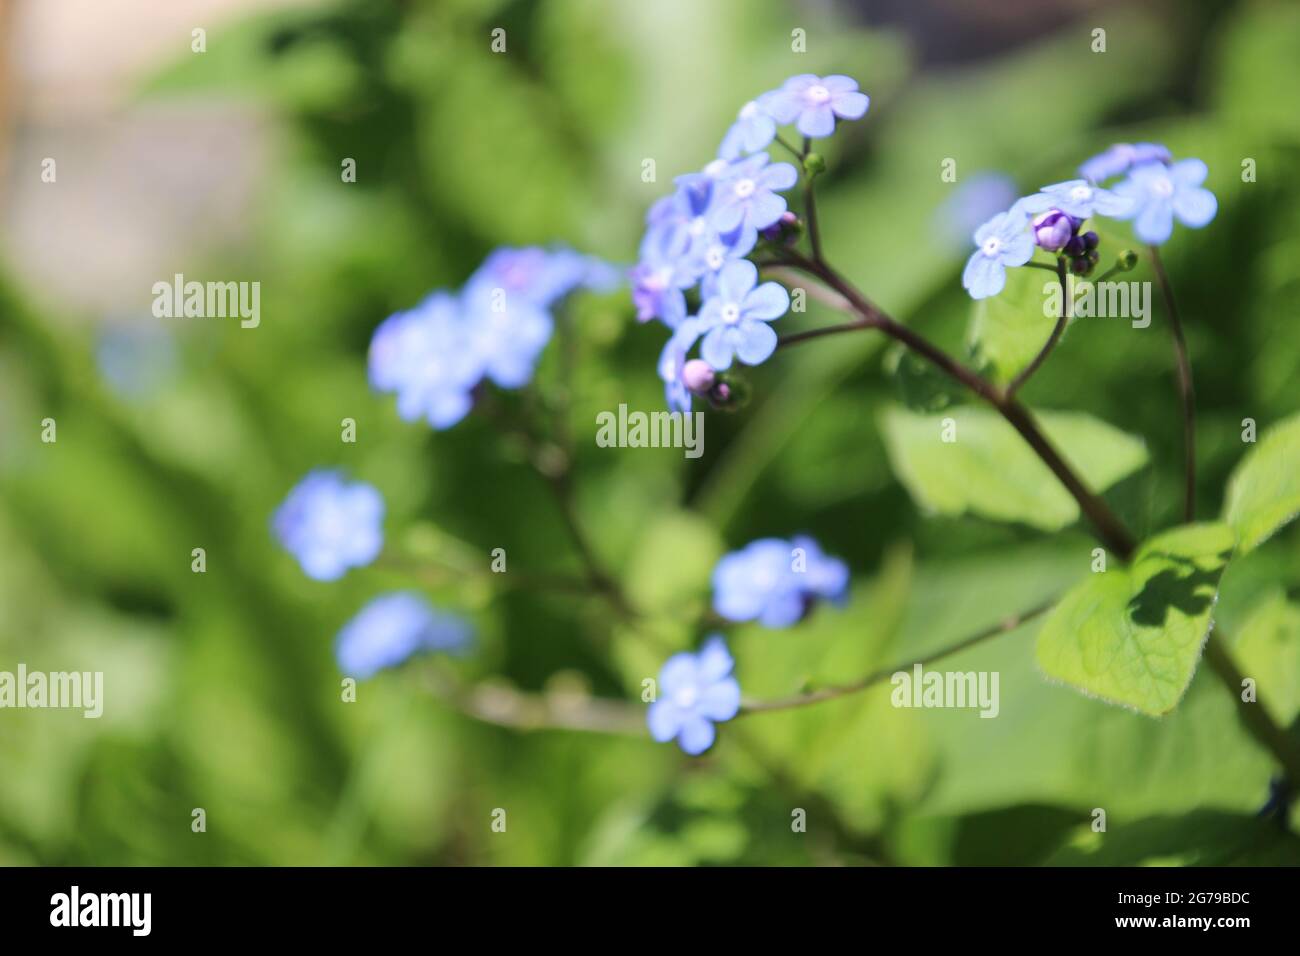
[759,74,869,138]
[1111,158,1217,245]
[1017,180,1133,221]
[1079,142,1171,184]
[273,470,384,581]
[336,592,471,679]
[690,222,758,298]
[658,317,706,413]
[718,99,778,160]
[697,260,789,370]
[647,635,741,756]
[962,208,1035,300]
[369,292,483,429]
[709,154,798,234]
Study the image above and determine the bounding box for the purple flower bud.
[759,210,801,243]
[1064,235,1086,257]
[681,359,717,395]
[713,382,732,403]
[1083,231,1099,250]
[1032,209,1076,252]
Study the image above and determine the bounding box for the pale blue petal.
[1170,158,1208,188]
[700,326,736,370]
[1173,186,1217,228]
[962,253,1005,299]
[734,321,778,366]
[742,281,790,321]
[797,103,836,138]
[832,90,869,120]
[697,677,741,722]
[1134,199,1174,244]
[677,715,717,755]
[647,700,684,742]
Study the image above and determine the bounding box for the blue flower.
[697,260,789,370]
[1017,180,1133,221]
[718,99,778,160]
[709,154,798,234]
[759,74,869,138]
[1112,158,1217,245]
[1079,142,1171,183]
[713,538,803,627]
[790,535,849,603]
[647,635,741,756]
[658,317,706,413]
[463,245,616,309]
[369,292,482,429]
[961,208,1035,300]
[713,535,849,628]
[273,470,383,581]
[336,592,472,679]
[630,237,697,328]
[461,286,554,388]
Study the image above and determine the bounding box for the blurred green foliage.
[2,0,1300,865]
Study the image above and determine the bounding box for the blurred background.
[2,0,1299,865]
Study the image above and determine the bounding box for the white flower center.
[981,236,1003,257]
[739,100,759,120]
[1070,185,1092,202]
[689,216,708,237]
[733,178,756,199]
[706,247,725,270]
[647,268,671,291]
[673,686,698,709]
[721,303,742,325]
[1151,176,1175,198]
[807,84,831,104]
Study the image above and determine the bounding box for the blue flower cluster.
[962,144,1217,299]
[635,74,871,412]
[336,592,472,679]
[370,245,617,428]
[647,535,849,755]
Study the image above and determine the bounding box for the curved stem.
[1007,257,1069,396]
[739,598,1055,715]
[776,249,1137,559]
[1150,245,1196,522]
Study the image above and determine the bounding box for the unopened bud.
[681,359,716,395]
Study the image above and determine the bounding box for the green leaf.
[879,405,1148,531]
[967,263,1060,386]
[1222,411,1300,553]
[1036,523,1235,716]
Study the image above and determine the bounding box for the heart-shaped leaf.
[1036,523,1235,715]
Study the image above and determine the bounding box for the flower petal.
[1172,186,1217,229]
[1170,158,1208,188]
[700,325,736,371]
[831,90,869,120]
[716,259,758,302]
[697,677,741,722]
[742,281,790,321]
[676,715,717,755]
[647,700,684,742]
[1134,198,1175,244]
[962,252,1005,300]
[796,103,836,138]
[734,321,778,366]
